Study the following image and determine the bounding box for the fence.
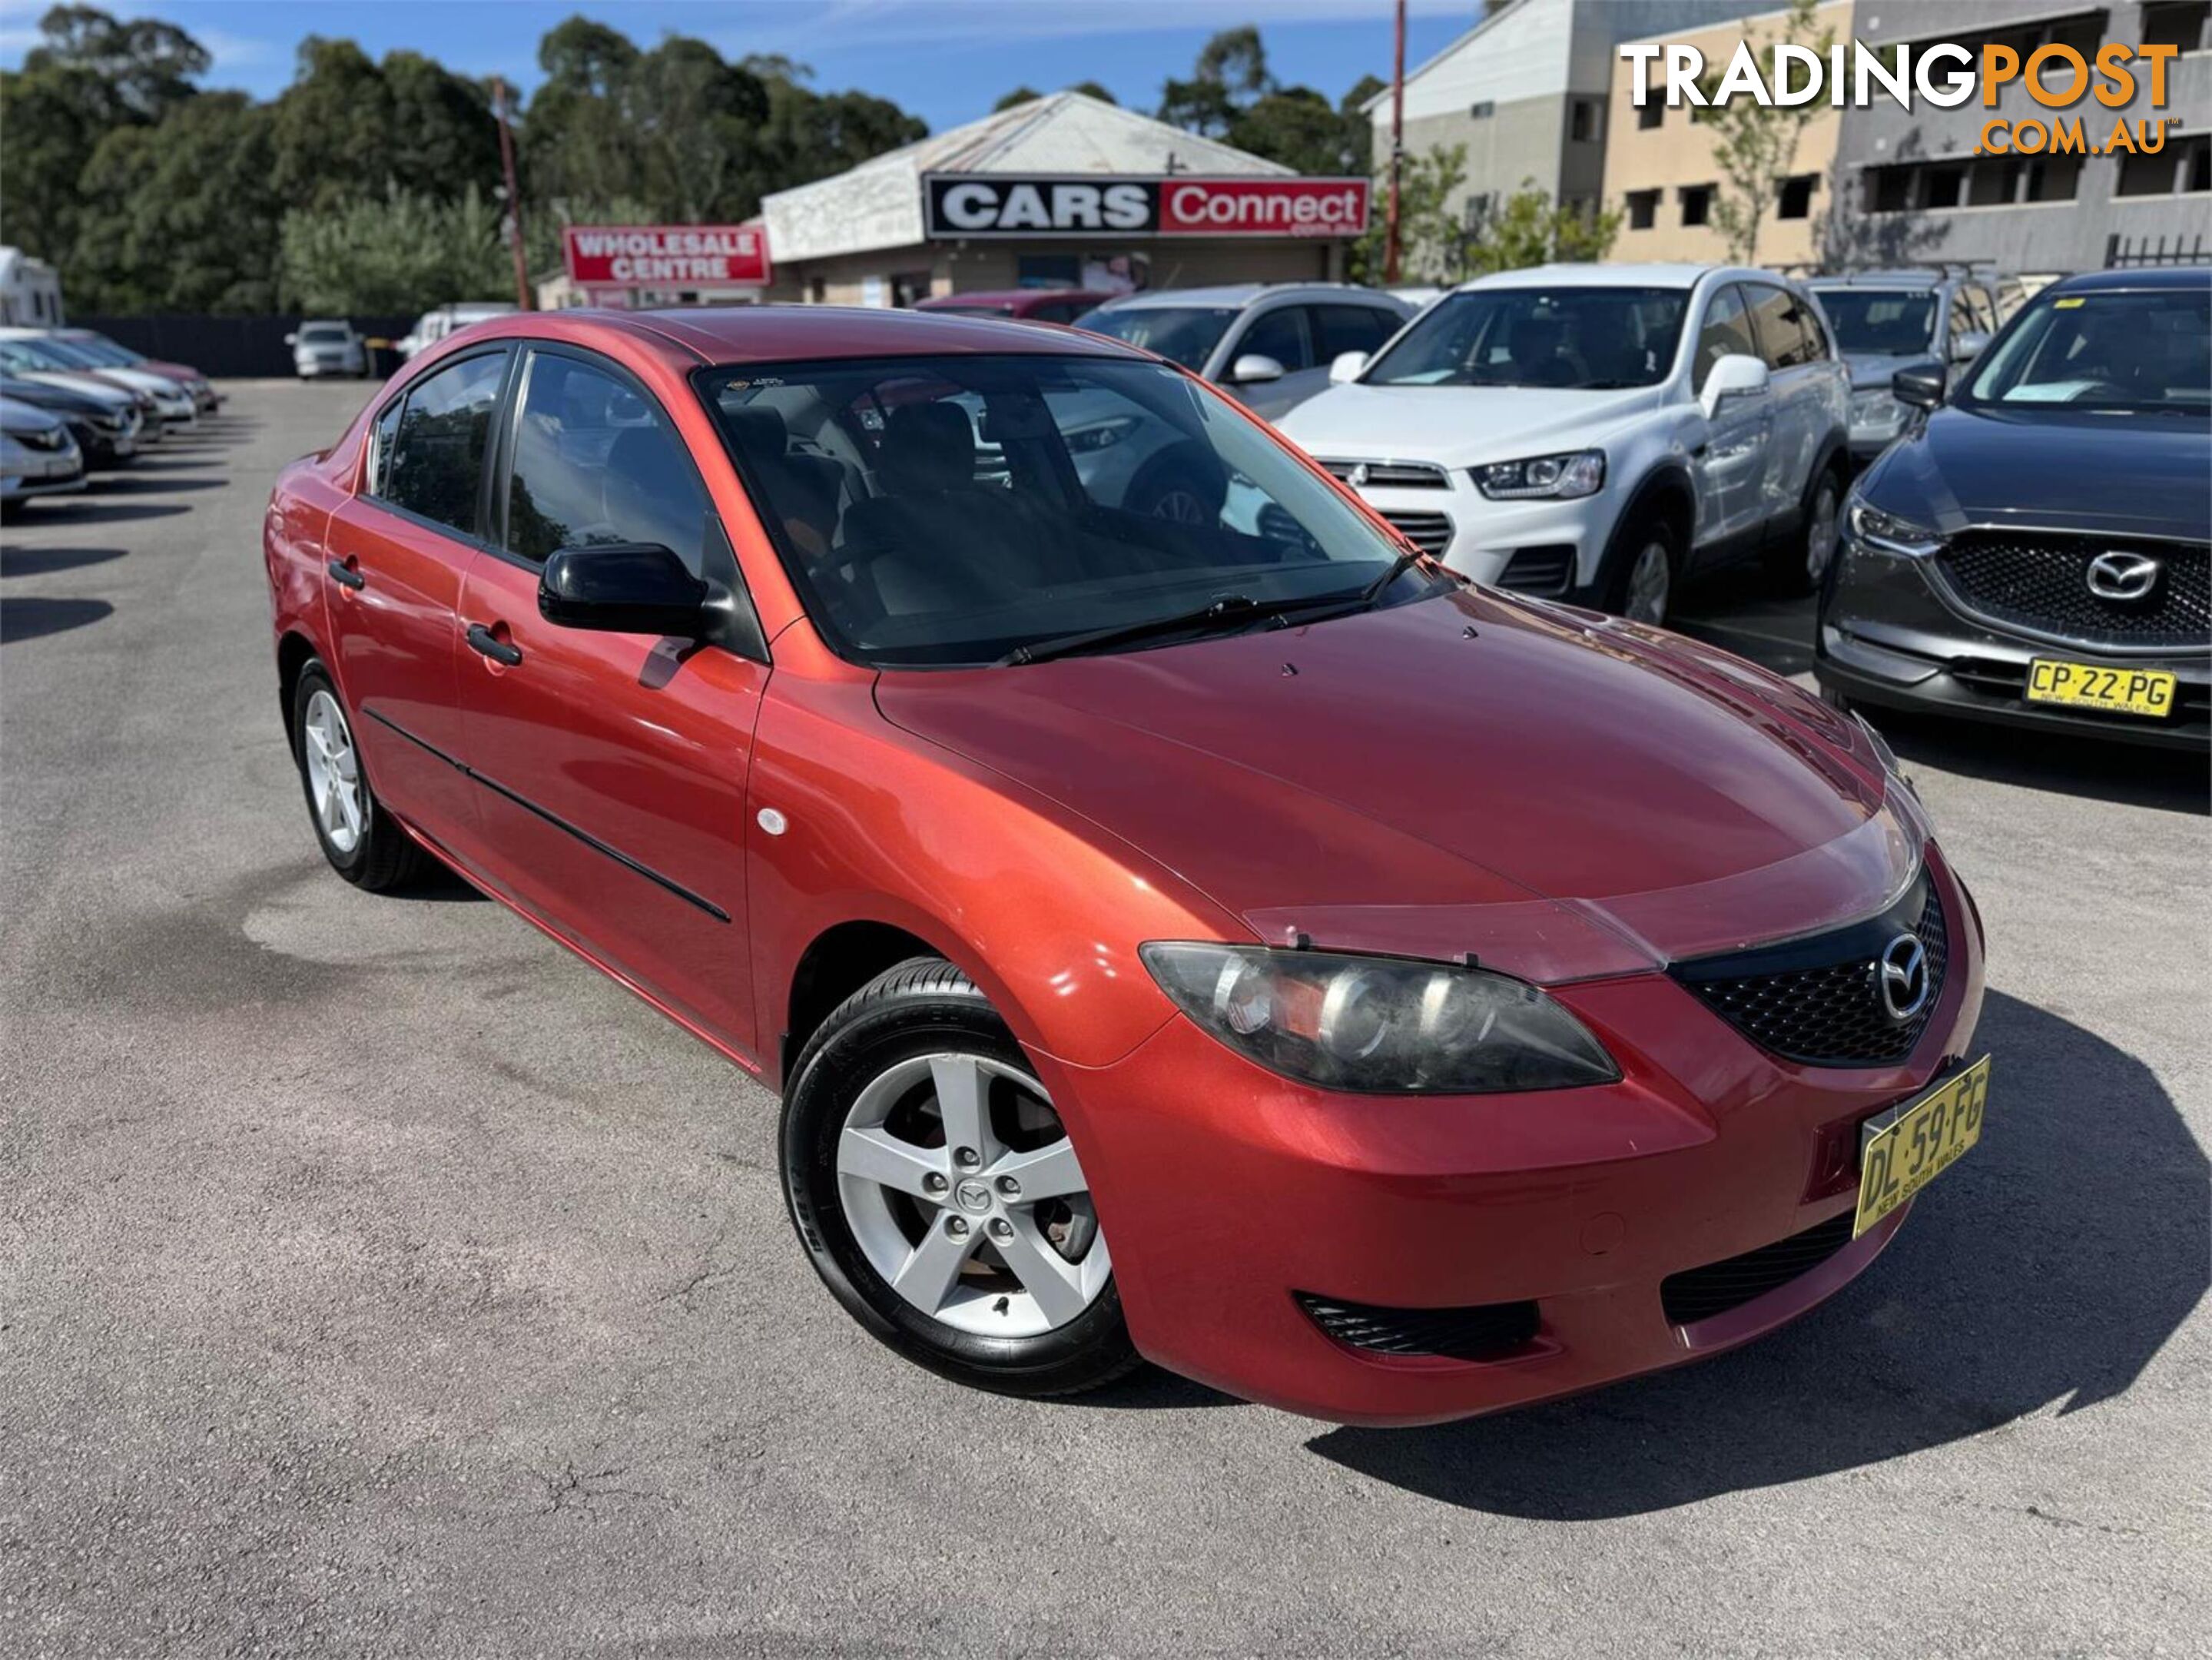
[69,314,417,379]
[2104,233,2209,269]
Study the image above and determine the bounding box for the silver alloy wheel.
[1151,487,1209,525]
[1805,478,1840,586]
[301,688,366,855]
[1626,540,1672,625]
[837,1052,1110,1338]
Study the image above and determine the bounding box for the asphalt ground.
[2,380,2207,1658]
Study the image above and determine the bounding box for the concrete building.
[1602,1,1855,267]
[1836,0,2212,275]
[760,91,1367,306]
[1364,0,1761,237]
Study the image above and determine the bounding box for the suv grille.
[1380,510,1454,555]
[1935,531,2210,650]
[1672,876,1948,1067]
[1660,1213,1855,1326]
[1320,458,1449,489]
[1295,1292,1540,1361]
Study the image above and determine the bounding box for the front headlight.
[1140,942,1619,1094]
[1844,496,1943,559]
[1473,449,1605,501]
[1849,388,1905,429]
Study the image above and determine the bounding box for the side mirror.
[1892,360,1948,410]
[1328,350,1370,384]
[539,542,708,637]
[1229,352,1285,385]
[1951,329,1990,362]
[284,333,297,346]
[1698,352,1769,418]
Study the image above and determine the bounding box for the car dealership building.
[758,90,1370,307]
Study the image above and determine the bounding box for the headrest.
[879,402,976,493]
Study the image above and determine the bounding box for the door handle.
[327,558,364,590]
[466,622,522,667]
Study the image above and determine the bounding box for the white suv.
[1277,264,1851,626]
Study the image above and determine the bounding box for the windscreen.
[702,354,1417,668]
[299,324,351,343]
[1073,307,1237,370]
[1362,287,1689,390]
[1813,290,1938,355]
[1963,285,2211,413]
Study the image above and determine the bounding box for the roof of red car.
[586,304,1140,366]
[914,289,1118,314]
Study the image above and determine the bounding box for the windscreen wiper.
[999,592,1349,667]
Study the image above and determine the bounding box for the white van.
[398,302,517,360]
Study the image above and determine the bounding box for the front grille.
[1295,1292,1540,1361]
[1935,531,2210,650]
[1321,458,1449,489]
[1672,876,1948,1067]
[1380,510,1454,555]
[1497,544,1576,595]
[1660,1212,1855,1326]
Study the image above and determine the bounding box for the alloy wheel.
[1150,487,1210,525]
[836,1051,1110,1338]
[1805,479,1841,586]
[301,688,365,855]
[1626,540,1672,625]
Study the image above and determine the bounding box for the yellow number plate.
[2025,659,2177,719]
[1854,1057,1991,1238]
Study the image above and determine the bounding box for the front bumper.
[1348,476,1615,599]
[1817,538,2210,751]
[1042,852,1986,1426]
[2,460,88,500]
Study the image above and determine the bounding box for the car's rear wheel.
[1768,466,1842,595]
[290,661,427,891]
[781,957,1139,1397]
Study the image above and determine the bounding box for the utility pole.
[1384,0,1406,284]
[492,77,533,310]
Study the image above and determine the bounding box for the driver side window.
[1694,285,1757,384]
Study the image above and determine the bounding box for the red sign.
[563,224,770,287]
[1156,177,1370,238]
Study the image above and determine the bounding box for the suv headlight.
[1473,450,1605,501]
[1849,387,1905,429]
[1140,942,1619,1094]
[1844,496,1943,559]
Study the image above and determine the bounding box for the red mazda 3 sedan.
[263,307,1987,1425]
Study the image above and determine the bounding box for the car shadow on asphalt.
[1302,989,2207,1517]
[15,500,189,526]
[1882,712,2210,817]
[0,595,114,644]
[81,474,228,495]
[0,544,127,578]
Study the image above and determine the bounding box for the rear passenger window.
[1235,307,1312,370]
[1744,285,1818,370]
[379,352,506,537]
[503,352,709,573]
[366,400,401,496]
[1693,284,1758,384]
[1314,304,1401,360]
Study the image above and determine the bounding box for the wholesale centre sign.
[563,224,771,287]
[923,174,1371,239]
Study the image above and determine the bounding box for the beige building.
[1603,1,1853,267]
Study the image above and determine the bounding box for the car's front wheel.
[781,958,1139,1397]
[290,661,427,891]
[1602,511,1680,626]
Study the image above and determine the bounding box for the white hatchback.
[1277,264,1852,626]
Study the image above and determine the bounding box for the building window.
[2140,2,2208,51]
[1469,100,1495,120]
[2195,138,2212,193]
[1462,191,1494,231]
[2119,134,2211,195]
[1680,184,1713,227]
[1638,101,1663,131]
[1922,166,1965,209]
[1570,98,1601,143]
[1777,174,1816,220]
[1626,189,1660,230]
[2021,153,2082,202]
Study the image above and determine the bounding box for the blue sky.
[0,2,1479,132]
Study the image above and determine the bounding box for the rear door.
[323,346,512,847]
[450,344,768,1051]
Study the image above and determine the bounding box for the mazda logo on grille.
[1878,932,1930,1022]
[2086,550,2160,603]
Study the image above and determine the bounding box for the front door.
[451,345,767,1051]
[1687,283,1770,558]
[324,347,512,846]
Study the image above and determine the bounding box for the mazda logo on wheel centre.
[1878,933,1931,1022]
[2086,550,2161,603]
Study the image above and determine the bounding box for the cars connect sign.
[563,224,771,288]
[923,175,1370,240]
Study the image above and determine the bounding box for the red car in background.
[914,288,1121,324]
[56,327,221,412]
[262,307,1987,1425]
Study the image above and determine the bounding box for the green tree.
[1158,25,1272,138]
[1350,143,1465,284]
[1692,0,1834,263]
[742,55,927,194]
[280,184,510,314]
[269,37,496,214]
[1464,184,1620,275]
[1067,81,1116,105]
[993,85,1042,111]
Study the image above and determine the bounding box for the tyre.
[1600,509,1681,626]
[781,957,1140,1398]
[290,660,427,891]
[1767,464,1843,596]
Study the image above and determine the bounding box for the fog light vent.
[1295,1292,1540,1361]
